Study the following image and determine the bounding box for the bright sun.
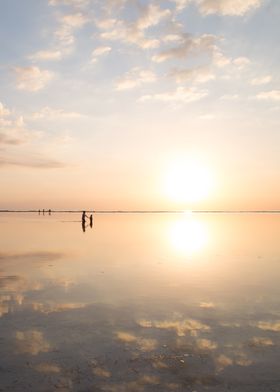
[164,158,214,203]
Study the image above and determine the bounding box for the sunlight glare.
[164,158,214,203]
[168,216,208,255]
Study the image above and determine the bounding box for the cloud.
[256,90,280,101]
[196,0,262,16]
[49,0,89,7]
[215,354,233,371]
[97,18,160,49]
[30,106,83,120]
[199,301,215,309]
[16,330,51,356]
[169,66,215,83]
[0,105,33,145]
[115,68,156,90]
[116,331,157,351]
[34,363,61,374]
[249,337,274,347]
[0,102,11,117]
[172,0,192,12]
[197,338,217,350]
[137,318,210,337]
[29,49,63,61]
[31,302,86,314]
[257,320,280,331]
[92,367,111,378]
[91,46,111,63]
[136,3,171,30]
[0,156,66,169]
[96,4,171,50]
[0,251,64,262]
[14,66,54,92]
[152,33,216,63]
[232,56,251,69]
[0,132,27,145]
[140,86,208,104]
[55,13,88,46]
[212,49,231,67]
[29,12,88,62]
[251,75,272,86]
[28,13,88,62]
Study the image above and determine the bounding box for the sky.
[0,0,279,210]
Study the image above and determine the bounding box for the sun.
[164,157,214,204]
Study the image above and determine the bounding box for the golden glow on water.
[1,213,280,391]
[168,215,208,255]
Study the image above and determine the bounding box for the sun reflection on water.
[168,214,208,255]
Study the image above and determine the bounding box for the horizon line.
[1,209,280,214]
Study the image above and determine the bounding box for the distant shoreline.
[1,210,280,214]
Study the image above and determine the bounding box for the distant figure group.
[82,211,93,232]
[38,209,51,215]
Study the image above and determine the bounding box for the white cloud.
[30,106,83,120]
[170,66,215,83]
[212,48,231,67]
[98,18,160,49]
[136,4,171,30]
[251,75,272,86]
[196,0,262,16]
[96,4,170,50]
[14,66,54,92]
[0,102,11,117]
[162,34,183,43]
[256,90,280,101]
[172,0,192,11]
[116,68,157,90]
[152,34,216,63]
[29,49,63,61]
[233,56,251,69]
[49,0,89,7]
[91,46,111,63]
[55,13,88,46]
[140,86,208,103]
[0,104,33,145]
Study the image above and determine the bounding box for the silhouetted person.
[43,209,45,215]
[89,214,93,228]
[38,209,41,215]
[48,209,51,216]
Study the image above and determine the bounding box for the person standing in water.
[89,214,93,228]
[82,211,87,223]
[81,211,90,232]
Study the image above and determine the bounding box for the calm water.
[0,213,280,391]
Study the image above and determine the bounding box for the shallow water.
[0,212,280,391]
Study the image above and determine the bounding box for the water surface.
[0,213,280,391]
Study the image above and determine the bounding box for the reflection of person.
[82,220,86,232]
[81,211,93,231]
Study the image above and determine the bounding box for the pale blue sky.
[0,0,279,209]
